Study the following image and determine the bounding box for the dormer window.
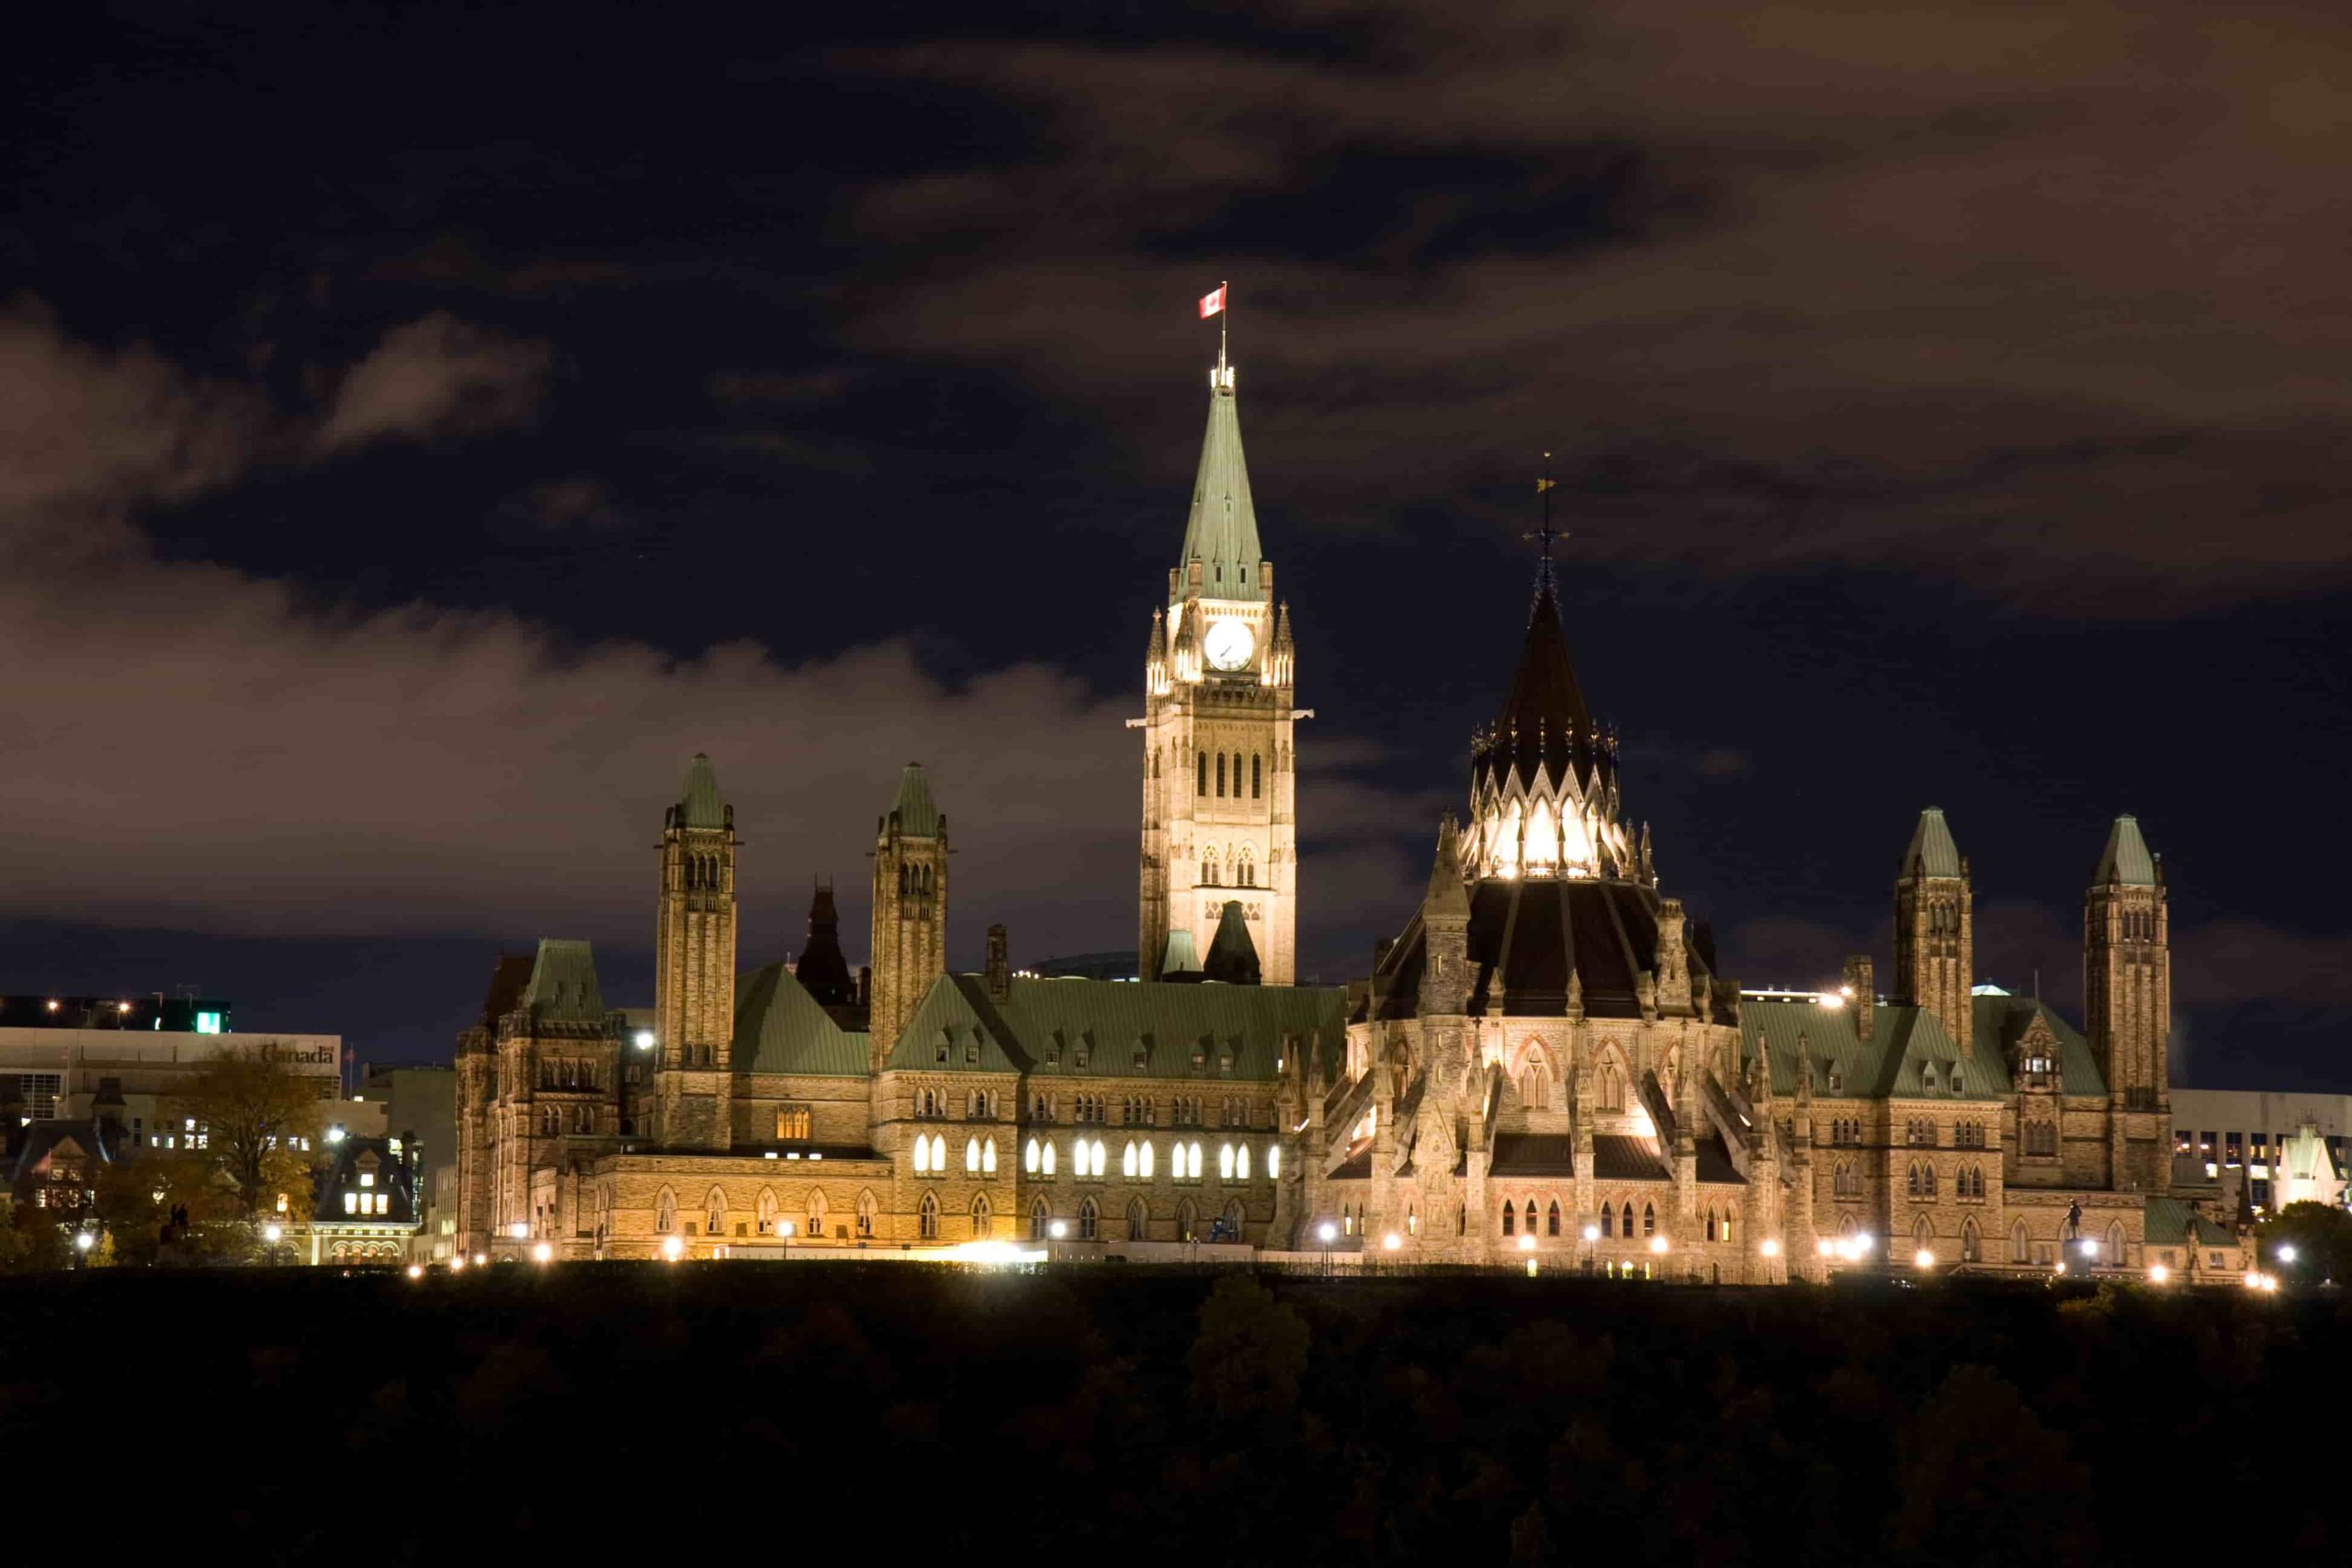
[1826,1066,1843,1093]
[1219,1052,1234,1077]
[965,1037,979,1066]
[935,1035,951,1065]
[1133,1048,1148,1072]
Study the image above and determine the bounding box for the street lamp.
[1913,1248,1937,1270]
[1382,1232,1401,1252]
[633,1030,656,1051]
[405,1263,424,1280]
[2147,1262,2170,1284]
[662,1234,686,1262]
[531,1241,554,1264]
[73,1231,96,1262]
[264,1223,283,1245]
[1317,1220,1337,1276]
[1760,1237,1781,1258]
[780,1219,794,1261]
[2277,1242,2299,1264]
[1648,1235,1669,1256]
[1048,1219,1068,1241]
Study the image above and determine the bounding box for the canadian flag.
[1198,283,1227,319]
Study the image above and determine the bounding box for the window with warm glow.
[775,1105,811,1141]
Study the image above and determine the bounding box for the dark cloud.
[313,312,551,454]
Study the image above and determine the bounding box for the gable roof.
[1742,999,2005,1100]
[733,961,871,1077]
[885,974,1347,1082]
[1176,372,1263,599]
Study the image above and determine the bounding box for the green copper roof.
[1969,993,2109,1098]
[732,961,870,1077]
[2143,1196,2233,1247]
[1902,807,1963,878]
[677,752,728,829]
[885,762,942,839]
[523,939,606,1024]
[2095,815,2157,886]
[1176,375,1263,599]
[1742,999,1999,1100]
[884,974,1346,1082]
[1160,929,1201,975]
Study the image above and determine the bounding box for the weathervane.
[1526,451,1566,596]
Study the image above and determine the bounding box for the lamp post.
[780,1219,794,1262]
[73,1229,96,1268]
[1317,1221,1337,1277]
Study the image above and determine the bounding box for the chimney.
[1843,954,1874,1042]
[985,924,1010,1002]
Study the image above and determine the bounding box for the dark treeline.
[1,1267,2333,1562]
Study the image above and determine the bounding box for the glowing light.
[531,1242,553,1263]
[1382,1233,1402,1252]
[73,1232,95,1253]
[45,999,59,1012]
[1913,1248,1936,1270]
[662,1235,685,1261]
[633,1030,656,1050]
[405,1263,424,1280]
[1855,1233,1874,1253]
[2278,1243,2299,1263]
[326,1125,345,1144]
[1317,1222,1338,1244]
[1760,1238,1781,1258]
[1816,1238,1837,1258]
[1838,984,1855,998]
[779,1221,794,1238]
[951,1239,1048,1267]
[1519,1234,1536,1253]
[1048,1220,1068,1240]
[1649,1235,1669,1256]
[1817,992,1845,1009]
[2054,1259,2067,1275]
[2147,1263,2169,1283]
[448,1256,466,1272]
[1582,1224,1600,1242]
[472,1253,487,1267]
[263,1223,283,1244]
[508,1223,528,1240]
[117,1000,131,1013]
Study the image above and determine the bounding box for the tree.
[164,1044,323,1218]
[94,1147,245,1264]
[2260,1201,2352,1284]
[1187,1273,1309,1426]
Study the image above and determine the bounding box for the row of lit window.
[1019,1137,1277,1181]
[341,1191,390,1215]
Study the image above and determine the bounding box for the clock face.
[1204,618,1256,671]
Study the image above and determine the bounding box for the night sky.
[3,5,2346,1085]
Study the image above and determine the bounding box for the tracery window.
[919,1192,939,1240]
[1030,1198,1051,1239]
[1642,1202,1656,1237]
[970,1193,991,1238]
[857,1190,876,1237]
[1547,1200,1561,1237]
[1079,1196,1099,1240]
[1501,1201,1516,1236]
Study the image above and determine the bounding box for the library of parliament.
[454,354,2239,1282]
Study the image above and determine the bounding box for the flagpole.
[1220,279,1228,376]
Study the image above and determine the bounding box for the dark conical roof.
[794,882,857,1009]
[1476,582,1609,794]
[1202,900,1261,986]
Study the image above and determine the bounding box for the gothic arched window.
[807,1189,828,1239]
[2009,1220,2030,1263]
[1643,1202,1657,1237]
[1079,1196,1099,1240]
[1197,751,1207,795]
[655,1188,676,1235]
[1029,1197,1050,1239]
[919,1191,939,1239]
[1125,1197,1147,1239]
[705,1187,727,1239]
[1216,753,1226,797]
[1501,1201,1516,1235]
[856,1189,876,1237]
[1547,1201,1561,1236]
[1251,753,1261,799]
[1600,1202,1614,1238]
[970,1193,991,1239]
[1962,1218,1981,1262]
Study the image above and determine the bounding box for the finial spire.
[1527,452,1564,602]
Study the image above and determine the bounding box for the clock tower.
[1137,356,1302,982]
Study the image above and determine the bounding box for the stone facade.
[451,351,2227,1280]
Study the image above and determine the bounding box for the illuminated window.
[1268,1145,1280,1179]
[376,1193,390,1215]
[359,1172,374,1188]
[920,1192,939,1240]
[1218,1144,1236,1180]
[1139,1141,1155,1179]
[775,1105,811,1142]
[912,1137,931,1175]
[965,1138,980,1173]
[931,1134,947,1170]
[343,1191,358,1215]
[1042,1141,1057,1176]
[656,1189,677,1234]
[1237,1145,1250,1180]
[1122,1141,1138,1179]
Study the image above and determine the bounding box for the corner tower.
[653,753,736,1150]
[1138,356,1300,982]
[2086,816,2171,1186]
[1893,807,1972,1043]
[870,762,947,1062]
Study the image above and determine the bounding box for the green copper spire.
[1902,807,1963,878]
[886,761,942,839]
[2095,815,2157,886]
[1176,367,1263,601]
[676,752,728,830]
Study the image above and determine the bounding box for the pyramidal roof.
[2094,815,2157,886]
[885,761,942,839]
[523,939,605,1023]
[1902,807,1963,878]
[1176,369,1263,599]
[1203,900,1262,986]
[1424,813,1469,921]
[676,752,728,829]
[1477,581,1606,793]
[1160,928,1202,976]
